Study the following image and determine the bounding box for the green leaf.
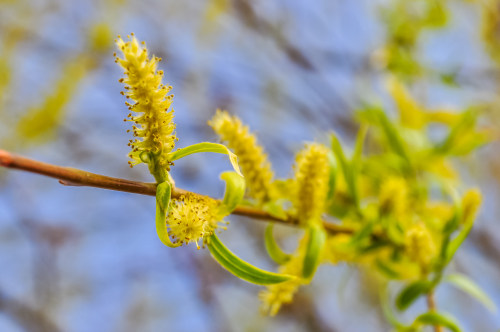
[365,108,411,166]
[396,280,432,311]
[262,200,288,220]
[375,259,401,279]
[436,110,476,155]
[352,124,368,170]
[348,220,375,247]
[264,223,292,265]
[167,142,242,176]
[378,113,410,163]
[218,171,245,217]
[445,217,474,265]
[437,199,461,273]
[442,209,460,235]
[445,273,496,312]
[326,151,337,201]
[207,234,294,285]
[302,225,327,279]
[331,134,359,208]
[379,287,408,330]
[155,181,180,248]
[412,311,461,332]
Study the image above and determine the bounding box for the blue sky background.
[0,0,499,331]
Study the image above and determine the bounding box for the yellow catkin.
[259,234,309,316]
[322,234,355,264]
[378,176,408,218]
[460,189,482,225]
[209,110,274,204]
[115,34,176,171]
[293,143,330,224]
[404,223,436,269]
[167,194,220,249]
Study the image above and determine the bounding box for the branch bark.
[0,149,353,235]
[426,291,443,332]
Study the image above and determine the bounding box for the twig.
[0,149,353,235]
[426,291,443,332]
[0,288,61,332]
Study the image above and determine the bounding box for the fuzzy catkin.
[209,110,274,204]
[168,194,220,249]
[259,234,309,316]
[115,34,176,173]
[404,223,436,268]
[293,143,330,225]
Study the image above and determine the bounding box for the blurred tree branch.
[0,288,60,332]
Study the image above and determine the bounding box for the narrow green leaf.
[358,241,390,254]
[379,287,408,330]
[444,190,480,265]
[262,200,288,220]
[413,311,461,332]
[445,273,496,312]
[207,234,294,285]
[155,181,180,248]
[376,110,411,163]
[442,210,460,235]
[396,280,432,311]
[326,151,337,201]
[445,219,473,265]
[348,220,375,247]
[331,134,358,207]
[167,142,242,176]
[375,259,401,279]
[437,207,461,273]
[352,124,368,170]
[218,171,245,217]
[264,223,292,265]
[436,110,476,155]
[302,225,327,279]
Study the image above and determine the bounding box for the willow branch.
[426,291,443,332]
[0,149,353,235]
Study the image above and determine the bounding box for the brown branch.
[0,149,353,235]
[426,291,443,332]
[0,288,61,332]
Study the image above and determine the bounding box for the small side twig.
[426,291,443,332]
[0,149,353,235]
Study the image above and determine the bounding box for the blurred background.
[0,0,499,331]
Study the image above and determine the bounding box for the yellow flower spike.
[378,176,408,218]
[167,194,221,249]
[322,234,355,264]
[209,110,275,204]
[460,189,482,225]
[293,143,330,225]
[404,223,436,270]
[259,234,309,316]
[115,34,176,180]
[425,201,454,230]
[259,277,302,316]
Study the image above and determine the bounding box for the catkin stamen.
[115,35,176,173]
[209,110,275,205]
